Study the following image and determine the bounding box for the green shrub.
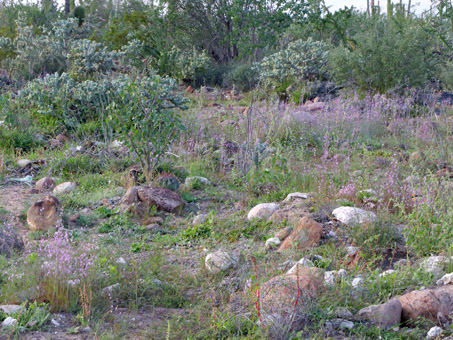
[107,73,187,181]
[0,128,42,152]
[329,18,438,92]
[223,63,259,91]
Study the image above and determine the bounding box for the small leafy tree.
[107,74,187,181]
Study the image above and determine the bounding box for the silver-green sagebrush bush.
[256,38,330,89]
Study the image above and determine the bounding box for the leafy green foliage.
[107,74,187,180]
[329,18,439,92]
[257,37,330,89]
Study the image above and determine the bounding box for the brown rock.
[69,213,80,223]
[260,267,324,330]
[123,186,139,204]
[277,217,322,252]
[56,133,70,144]
[275,226,293,241]
[268,206,310,225]
[409,151,424,163]
[27,195,61,231]
[137,187,183,213]
[357,299,402,328]
[185,85,194,93]
[35,177,55,191]
[398,285,453,324]
[49,139,63,149]
[143,216,164,225]
[436,168,453,179]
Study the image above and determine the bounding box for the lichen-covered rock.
[205,251,237,274]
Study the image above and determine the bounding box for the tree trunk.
[407,0,411,16]
[367,0,370,16]
[387,0,392,17]
[65,0,70,14]
[371,0,375,15]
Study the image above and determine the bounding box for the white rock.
[427,326,442,339]
[436,272,453,286]
[265,237,281,250]
[17,159,32,167]
[339,320,354,329]
[193,214,208,225]
[1,317,16,327]
[420,256,448,279]
[205,251,237,274]
[324,269,347,286]
[51,319,60,327]
[185,176,211,187]
[101,283,121,296]
[67,279,80,287]
[0,305,21,315]
[287,258,315,274]
[358,189,377,197]
[283,192,310,202]
[327,231,337,238]
[351,277,364,288]
[53,182,77,195]
[111,140,123,148]
[247,203,279,220]
[332,207,377,226]
[116,257,127,265]
[346,246,359,256]
[379,269,396,277]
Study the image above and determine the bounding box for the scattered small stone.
[205,251,237,274]
[67,279,80,287]
[379,269,396,277]
[339,319,354,329]
[101,283,121,296]
[116,257,127,265]
[427,326,443,339]
[334,307,354,319]
[287,258,315,274]
[35,177,55,191]
[247,203,279,220]
[265,237,281,250]
[346,246,359,256]
[184,176,211,188]
[53,182,77,195]
[0,305,21,315]
[332,207,377,226]
[436,273,453,286]
[419,256,449,280]
[193,214,208,225]
[351,277,364,288]
[327,231,337,238]
[1,317,16,327]
[324,269,347,286]
[17,159,32,167]
[51,319,60,327]
[282,192,310,202]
